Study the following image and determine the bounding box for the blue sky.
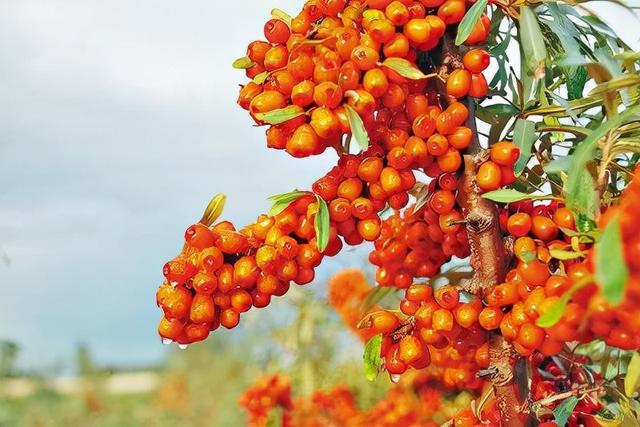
[0,1,638,371]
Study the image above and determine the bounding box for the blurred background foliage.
[0,286,392,427]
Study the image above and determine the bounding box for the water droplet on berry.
[178,344,188,350]
[161,338,173,345]
[390,374,401,384]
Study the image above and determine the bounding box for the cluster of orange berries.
[237,0,491,159]
[369,179,470,289]
[364,283,488,386]
[327,269,381,342]
[475,141,520,192]
[487,195,640,356]
[238,374,293,427]
[157,196,327,346]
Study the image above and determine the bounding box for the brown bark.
[428,34,524,427]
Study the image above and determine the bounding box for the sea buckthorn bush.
[156,0,640,425]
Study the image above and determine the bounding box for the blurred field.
[0,289,390,427]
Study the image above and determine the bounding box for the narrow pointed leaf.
[481,189,538,204]
[513,119,537,176]
[199,194,227,226]
[381,57,433,80]
[255,106,305,125]
[344,105,370,153]
[232,56,256,69]
[270,8,292,26]
[455,0,488,46]
[314,196,330,252]
[595,216,629,306]
[363,334,383,382]
[268,191,309,216]
[553,396,579,427]
[519,6,548,79]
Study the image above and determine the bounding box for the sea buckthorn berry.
[291,80,315,107]
[454,302,480,329]
[398,335,425,364]
[318,0,347,16]
[163,257,197,286]
[517,323,545,350]
[357,157,384,182]
[446,69,471,98]
[448,127,472,150]
[246,40,271,63]
[386,1,410,26]
[287,124,322,158]
[468,73,489,98]
[463,49,491,73]
[545,275,571,297]
[430,190,456,214]
[490,142,521,166]
[437,0,466,25]
[400,298,420,315]
[433,309,454,331]
[337,178,364,201]
[370,311,400,334]
[507,213,532,237]
[383,83,407,109]
[264,45,289,71]
[435,286,459,310]
[358,218,382,241]
[351,45,380,71]
[476,161,502,191]
[310,107,340,139]
[479,307,503,330]
[446,102,469,125]
[403,19,431,45]
[517,260,550,287]
[234,256,260,288]
[465,14,490,45]
[329,198,352,222]
[351,197,374,220]
[250,91,287,116]
[220,308,240,329]
[380,167,403,193]
[363,68,390,98]
[263,19,290,45]
[190,294,216,324]
[230,289,253,313]
[192,272,218,295]
[531,216,559,242]
[405,284,433,302]
[514,236,536,261]
[412,113,436,139]
[237,82,263,110]
[158,317,184,341]
[426,134,449,156]
[313,82,343,109]
[383,33,410,58]
[437,148,462,173]
[553,207,575,230]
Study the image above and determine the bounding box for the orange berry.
[399,335,425,364]
[507,213,532,237]
[490,142,521,166]
[468,73,489,98]
[446,69,471,98]
[369,311,400,334]
[479,307,503,330]
[463,49,491,73]
[263,19,291,45]
[437,0,466,25]
[403,18,431,45]
[476,161,502,191]
[532,216,559,242]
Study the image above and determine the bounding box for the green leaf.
[362,287,397,311]
[481,189,540,204]
[363,334,383,382]
[537,277,592,328]
[270,8,292,26]
[553,396,579,427]
[232,56,255,69]
[314,196,330,252]
[595,216,629,306]
[567,66,589,101]
[476,104,518,126]
[455,0,488,46]
[199,194,227,226]
[344,105,370,153]
[268,191,308,216]
[519,6,548,79]
[550,249,585,261]
[625,352,640,397]
[513,119,537,176]
[381,57,433,80]
[566,105,640,219]
[253,71,270,85]
[255,105,305,125]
